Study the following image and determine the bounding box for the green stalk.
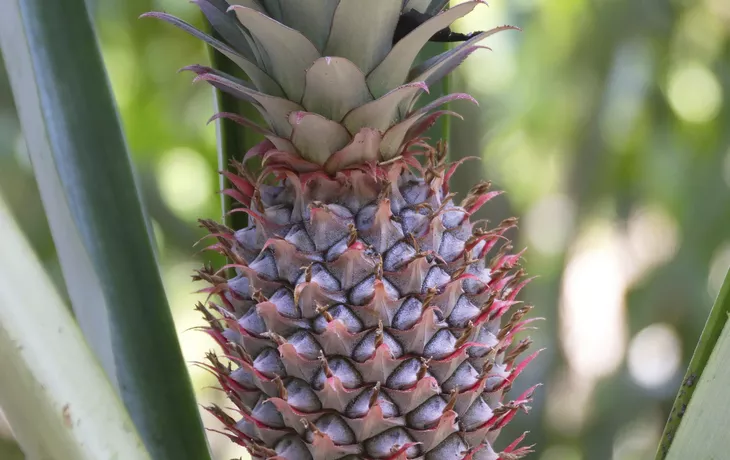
[0,198,150,460]
[208,43,250,229]
[0,0,211,458]
[656,267,730,459]
[441,42,452,147]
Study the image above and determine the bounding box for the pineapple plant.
[145,1,540,458]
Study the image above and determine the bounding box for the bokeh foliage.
[0,0,728,459]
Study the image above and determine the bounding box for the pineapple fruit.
[146,1,539,458]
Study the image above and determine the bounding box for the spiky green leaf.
[142,11,283,96]
[325,0,402,74]
[230,5,320,102]
[343,82,428,134]
[367,1,481,97]
[0,1,212,458]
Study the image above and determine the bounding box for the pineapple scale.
[196,148,538,460]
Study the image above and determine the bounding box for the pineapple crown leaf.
[144,0,518,172]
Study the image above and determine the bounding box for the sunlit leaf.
[0,198,150,460]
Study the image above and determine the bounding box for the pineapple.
[146,1,539,458]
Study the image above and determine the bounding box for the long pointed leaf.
[0,198,150,460]
[0,0,211,458]
[141,11,283,97]
[325,0,402,74]
[656,267,730,459]
[0,0,116,388]
[230,5,320,102]
[367,1,481,97]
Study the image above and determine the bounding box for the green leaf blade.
[0,0,212,458]
[0,0,117,386]
[656,267,730,459]
[0,198,150,460]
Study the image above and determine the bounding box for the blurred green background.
[1,0,729,459]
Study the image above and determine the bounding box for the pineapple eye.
[311,357,363,390]
[406,395,448,430]
[460,396,494,431]
[392,297,424,331]
[309,414,356,446]
[441,361,480,393]
[286,331,322,360]
[364,428,420,458]
[269,288,301,319]
[312,304,364,334]
[252,348,286,378]
[423,329,457,360]
[352,328,403,363]
[284,378,323,412]
[424,433,469,460]
[274,436,311,460]
[386,358,423,390]
[238,307,267,336]
[447,295,480,328]
[345,385,399,419]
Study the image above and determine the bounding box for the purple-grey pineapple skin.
[196,153,539,459]
[146,1,539,459]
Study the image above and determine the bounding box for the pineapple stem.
[441,41,452,159]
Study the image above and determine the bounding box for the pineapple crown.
[142,1,517,173]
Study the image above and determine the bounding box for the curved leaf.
[662,318,730,459]
[656,267,730,459]
[324,128,382,174]
[343,81,428,134]
[277,0,341,51]
[0,0,116,387]
[229,0,265,12]
[230,5,320,102]
[194,0,261,64]
[0,198,150,460]
[194,71,303,136]
[409,25,519,85]
[367,1,482,97]
[142,11,283,96]
[0,1,212,458]
[381,110,462,159]
[289,111,352,164]
[303,57,373,122]
[325,0,402,74]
